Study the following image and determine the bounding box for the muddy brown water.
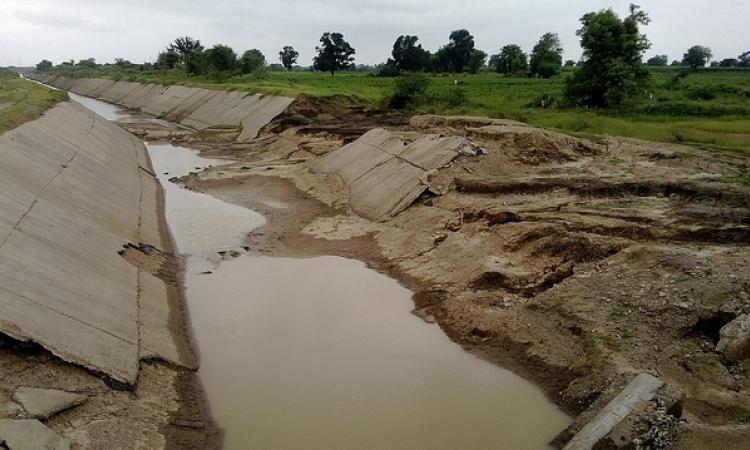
[72,94,571,449]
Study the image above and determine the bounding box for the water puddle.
[75,94,571,449]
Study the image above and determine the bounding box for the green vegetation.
[529,33,564,78]
[0,71,68,135]
[39,64,750,152]
[733,411,750,424]
[32,3,750,153]
[313,32,356,76]
[565,5,651,108]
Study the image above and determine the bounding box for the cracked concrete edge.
[0,101,193,384]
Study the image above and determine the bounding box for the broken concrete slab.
[562,373,664,450]
[13,387,87,419]
[716,314,750,362]
[0,419,70,450]
[311,128,470,221]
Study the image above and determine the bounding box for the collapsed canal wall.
[0,101,194,384]
[28,74,294,141]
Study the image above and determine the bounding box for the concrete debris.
[563,374,664,450]
[0,419,70,450]
[0,102,194,383]
[311,128,472,221]
[716,314,750,362]
[29,75,293,141]
[13,387,87,419]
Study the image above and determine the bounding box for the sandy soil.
[173,104,750,449]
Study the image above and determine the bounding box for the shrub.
[443,86,467,107]
[388,74,430,109]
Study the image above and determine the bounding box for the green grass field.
[42,65,750,153]
[0,71,68,135]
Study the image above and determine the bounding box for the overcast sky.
[0,0,746,67]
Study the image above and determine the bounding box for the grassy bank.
[0,71,68,135]
[41,66,750,152]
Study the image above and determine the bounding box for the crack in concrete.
[0,113,96,252]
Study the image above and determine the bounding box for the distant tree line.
[33,4,750,109]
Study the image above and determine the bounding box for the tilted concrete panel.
[0,102,193,383]
[311,128,466,221]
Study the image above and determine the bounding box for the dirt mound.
[410,114,600,163]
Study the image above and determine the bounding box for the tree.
[427,48,451,72]
[682,45,712,69]
[444,29,475,72]
[114,58,134,68]
[529,32,563,78]
[563,5,651,108]
[646,54,668,66]
[279,46,299,70]
[495,44,528,75]
[205,44,237,72]
[169,37,203,65]
[388,35,428,73]
[313,32,355,75]
[240,49,266,74]
[76,58,98,69]
[36,59,53,71]
[738,51,750,68]
[719,58,739,67]
[156,50,179,70]
[467,49,487,74]
[564,59,576,67]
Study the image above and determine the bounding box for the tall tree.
[279,46,299,70]
[467,49,487,74]
[388,35,428,73]
[682,45,712,69]
[35,59,53,71]
[564,5,651,107]
[156,50,179,70]
[646,54,668,66]
[495,44,528,75]
[205,44,237,72]
[313,32,355,75]
[445,29,475,72]
[169,37,204,66]
[529,32,563,78]
[737,51,750,67]
[240,49,266,74]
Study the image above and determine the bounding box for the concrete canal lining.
[0,101,194,384]
[29,75,294,141]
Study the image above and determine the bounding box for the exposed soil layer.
[175,107,750,449]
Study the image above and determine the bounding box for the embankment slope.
[29,74,294,141]
[0,101,193,384]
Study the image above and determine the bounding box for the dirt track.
[172,101,750,449]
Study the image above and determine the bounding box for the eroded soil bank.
[171,100,750,449]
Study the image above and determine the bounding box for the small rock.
[716,314,750,362]
[0,419,70,450]
[13,387,87,419]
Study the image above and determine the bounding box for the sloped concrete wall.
[0,102,193,384]
[29,75,294,141]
